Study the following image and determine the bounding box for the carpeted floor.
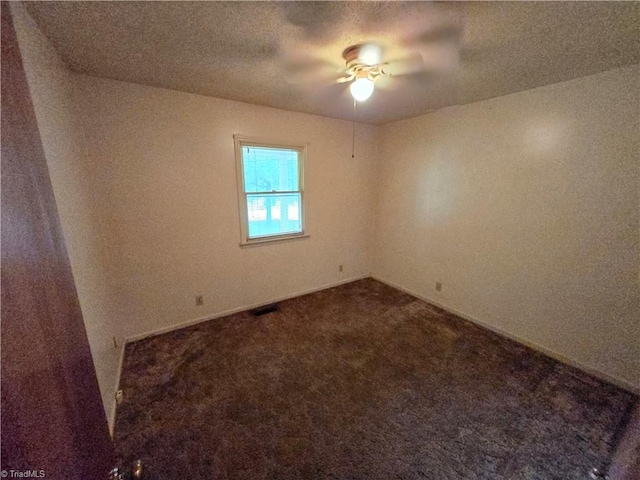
[114,278,637,479]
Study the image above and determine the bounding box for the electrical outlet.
[115,390,124,405]
[435,282,442,292]
[339,264,344,273]
[195,295,203,306]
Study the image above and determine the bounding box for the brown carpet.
[114,278,637,479]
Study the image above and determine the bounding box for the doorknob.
[108,467,122,480]
[589,467,608,479]
[132,460,143,479]
[109,460,144,479]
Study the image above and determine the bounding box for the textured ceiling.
[25,1,639,125]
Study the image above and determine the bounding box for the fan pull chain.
[351,98,356,158]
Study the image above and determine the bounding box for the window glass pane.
[247,193,302,238]
[243,146,299,193]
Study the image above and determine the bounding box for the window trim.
[234,135,308,246]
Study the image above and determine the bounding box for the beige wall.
[373,65,640,390]
[13,3,377,425]
[71,74,378,341]
[11,3,123,431]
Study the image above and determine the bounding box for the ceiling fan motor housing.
[341,44,385,82]
[342,43,383,68]
[342,44,365,67]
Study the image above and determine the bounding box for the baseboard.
[371,274,639,395]
[115,272,637,410]
[108,342,126,437]
[125,274,369,344]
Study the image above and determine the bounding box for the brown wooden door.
[1,3,115,479]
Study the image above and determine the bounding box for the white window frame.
[234,135,308,246]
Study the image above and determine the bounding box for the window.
[234,136,307,245]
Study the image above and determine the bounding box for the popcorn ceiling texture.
[24,1,639,125]
[114,279,637,479]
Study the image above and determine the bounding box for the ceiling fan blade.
[406,24,463,48]
[279,1,345,42]
[381,52,425,76]
[374,74,393,91]
[336,75,354,84]
[283,58,344,85]
[374,70,430,92]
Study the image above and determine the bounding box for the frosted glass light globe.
[349,78,374,102]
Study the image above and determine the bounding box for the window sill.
[239,233,310,248]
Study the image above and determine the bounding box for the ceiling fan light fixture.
[350,77,374,102]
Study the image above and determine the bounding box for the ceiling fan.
[284,40,448,105]
[278,1,464,107]
[336,43,425,102]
